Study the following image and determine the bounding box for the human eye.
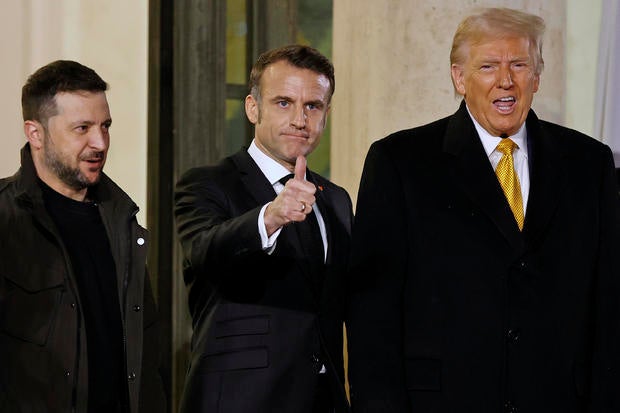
[306,100,325,111]
[277,100,289,108]
[75,124,89,133]
[512,61,528,70]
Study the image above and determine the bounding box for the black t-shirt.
[41,181,127,413]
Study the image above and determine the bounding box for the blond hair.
[450,7,546,76]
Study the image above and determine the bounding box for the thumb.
[294,155,306,181]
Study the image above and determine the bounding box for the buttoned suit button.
[311,354,320,364]
[128,372,136,381]
[133,305,141,312]
[507,328,520,342]
[505,401,518,413]
[311,354,322,373]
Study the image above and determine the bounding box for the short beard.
[43,135,101,191]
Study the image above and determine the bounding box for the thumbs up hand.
[293,153,307,182]
[264,155,317,236]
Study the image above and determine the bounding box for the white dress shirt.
[247,140,328,261]
[467,107,531,214]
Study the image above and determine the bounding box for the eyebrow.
[69,118,112,127]
[270,95,325,108]
[270,95,293,103]
[479,55,530,62]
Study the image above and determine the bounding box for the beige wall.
[566,0,603,137]
[0,1,26,176]
[0,0,148,223]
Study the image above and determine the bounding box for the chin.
[82,172,102,187]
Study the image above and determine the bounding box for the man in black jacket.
[0,60,165,413]
[347,7,620,413]
[175,45,353,413]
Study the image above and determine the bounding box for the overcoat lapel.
[443,102,523,251]
[521,112,563,247]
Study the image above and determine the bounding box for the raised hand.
[264,155,317,236]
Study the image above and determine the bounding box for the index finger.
[294,155,306,181]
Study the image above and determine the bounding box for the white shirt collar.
[247,140,293,185]
[465,104,528,157]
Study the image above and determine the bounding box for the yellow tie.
[495,138,524,230]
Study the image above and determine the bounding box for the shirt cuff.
[258,202,282,254]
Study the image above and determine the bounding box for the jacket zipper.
[96,203,137,412]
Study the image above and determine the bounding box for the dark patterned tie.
[279,174,325,265]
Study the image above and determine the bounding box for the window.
[224,0,334,176]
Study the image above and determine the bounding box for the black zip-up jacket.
[0,145,166,413]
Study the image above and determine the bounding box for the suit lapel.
[231,149,306,272]
[231,150,278,205]
[521,112,563,247]
[444,102,523,250]
[232,149,326,300]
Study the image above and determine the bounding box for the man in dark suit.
[175,45,353,413]
[347,8,620,413]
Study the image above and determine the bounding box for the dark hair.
[21,60,108,125]
[249,44,335,103]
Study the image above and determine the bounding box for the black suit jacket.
[347,102,620,413]
[175,149,353,413]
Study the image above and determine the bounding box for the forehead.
[260,61,330,99]
[467,36,532,59]
[52,91,110,117]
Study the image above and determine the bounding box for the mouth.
[81,152,105,168]
[281,132,309,140]
[493,96,516,113]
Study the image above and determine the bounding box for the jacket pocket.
[214,315,270,338]
[198,346,269,372]
[0,275,63,346]
[405,358,442,391]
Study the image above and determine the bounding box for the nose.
[290,105,307,129]
[498,66,513,89]
[89,126,109,151]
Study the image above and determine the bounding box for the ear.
[321,104,331,128]
[245,95,259,124]
[24,120,45,149]
[450,64,466,96]
[532,73,540,93]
